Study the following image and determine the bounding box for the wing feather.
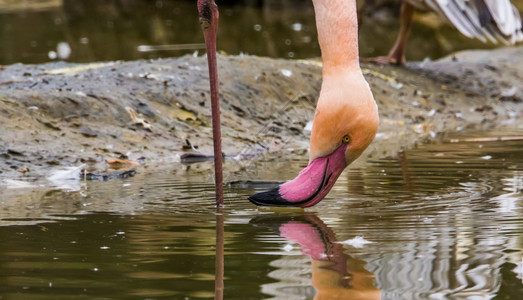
[413,0,522,44]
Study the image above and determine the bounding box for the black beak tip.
[249,187,300,207]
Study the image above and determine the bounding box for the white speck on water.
[123,183,131,187]
[80,37,89,44]
[253,24,262,31]
[481,155,492,160]
[100,246,110,250]
[292,23,303,31]
[281,69,292,77]
[456,161,464,164]
[93,268,99,271]
[284,39,292,46]
[57,42,71,60]
[116,231,125,235]
[337,236,373,248]
[48,51,57,60]
[283,244,294,252]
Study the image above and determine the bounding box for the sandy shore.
[0,46,522,183]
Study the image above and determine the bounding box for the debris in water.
[84,169,136,181]
[180,153,214,164]
[337,236,373,248]
[1,179,38,189]
[47,165,85,191]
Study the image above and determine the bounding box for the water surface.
[0,129,522,299]
[2,0,523,65]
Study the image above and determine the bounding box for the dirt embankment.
[0,46,522,183]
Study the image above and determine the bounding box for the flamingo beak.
[249,144,348,207]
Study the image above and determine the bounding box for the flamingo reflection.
[251,213,380,299]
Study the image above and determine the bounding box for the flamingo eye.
[342,135,351,144]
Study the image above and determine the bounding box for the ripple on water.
[0,129,522,299]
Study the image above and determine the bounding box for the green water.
[0,129,522,299]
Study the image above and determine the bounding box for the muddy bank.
[0,46,522,184]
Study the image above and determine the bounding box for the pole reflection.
[250,213,381,299]
[215,208,225,300]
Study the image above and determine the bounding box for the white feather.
[408,0,523,44]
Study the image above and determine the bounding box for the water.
[0,129,522,299]
[2,0,523,65]
[1,1,523,298]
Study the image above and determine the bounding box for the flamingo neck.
[312,0,360,74]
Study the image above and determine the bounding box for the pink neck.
[312,0,360,73]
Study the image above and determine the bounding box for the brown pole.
[198,0,224,206]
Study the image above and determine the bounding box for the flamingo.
[371,0,523,65]
[249,0,379,207]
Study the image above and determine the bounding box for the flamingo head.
[249,71,378,207]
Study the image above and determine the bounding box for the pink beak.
[249,144,348,207]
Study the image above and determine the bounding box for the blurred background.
[0,0,522,65]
